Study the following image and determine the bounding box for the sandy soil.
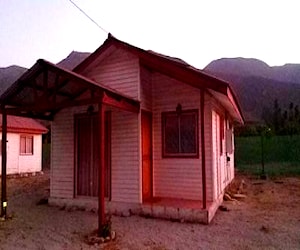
[0,171,299,250]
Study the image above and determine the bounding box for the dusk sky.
[1,0,299,69]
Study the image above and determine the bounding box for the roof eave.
[226,87,245,124]
[61,34,244,123]
[209,88,244,125]
[0,58,140,120]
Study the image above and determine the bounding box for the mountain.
[205,57,300,84]
[0,51,91,95]
[0,65,27,95]
[205,58,300,122]
[2,54,300,124]
[206,58,271,79]
[57,51,90,70]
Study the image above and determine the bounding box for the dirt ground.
[0,171,299,250]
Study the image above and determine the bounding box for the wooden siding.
[81,48,140,99]
[211,110,220,200]
[225,121,235,184]
[50,48,237,205]
[19,134,42,173]
[140,66,152,111]
[0,133,42,175]
[111,110,140,203]
[51,105,140,202]
[51,105,92,199]
[203,94,214,202]
[210,97,235,200]
[152,73,203,200]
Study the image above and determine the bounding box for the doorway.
[142,111,153,202]
[75,112,111,198]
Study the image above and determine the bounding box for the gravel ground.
[0,171,299,250]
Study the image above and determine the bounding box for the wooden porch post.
[201,90,207,209]
[98,101,106,236]
[1,106,7,218]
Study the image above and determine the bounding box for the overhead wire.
[67,0,109,34]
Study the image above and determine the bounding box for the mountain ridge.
[206,57,300,84]
[1,54,300,124]
[205,58,300,122]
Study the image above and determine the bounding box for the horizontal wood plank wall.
[18,134,42,173]
[140,66,152,111]
[51,105,92,199]
[152,73,202,200]
[0,133,19,174]
[226,120,235,184]
[211,110,219,200]
[81,48,140,99]
[210,97,235,200]
[0,133,42,175]
[111,110,140,203]
[203,94,214,202]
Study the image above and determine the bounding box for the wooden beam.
[6,95,100,114]
[103,92,140,113]
[42,60,139,107]
[1,107,7,218]
[43,68,48,91]
[9,89,139,116]
[3,108,54,121]
[52,73,60,104]
[0,65,44,103]
[98,101,106,236]
[200,89,207,209]
[27,81,74,98]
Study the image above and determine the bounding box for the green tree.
[273,99,281,133]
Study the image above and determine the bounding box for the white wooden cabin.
[0,35,243,224]
[0,115,47,175]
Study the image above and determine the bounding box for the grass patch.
[237,162,300,177]
[235,135,300,176]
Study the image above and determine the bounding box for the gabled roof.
[0,34,243,123]
[0,57,140,120]
[74,34,244,124]
[0,115,48,134]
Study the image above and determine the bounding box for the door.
[212,111,221,198]
[75,112,111,198]
[142,111,153,202]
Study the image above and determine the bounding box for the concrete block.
[141,204,152,217]
[152,205,165,218]
[178,208,208,224]
[165,206,179,220]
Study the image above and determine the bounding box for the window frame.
[161,109,199,158]
[20,135,34,155]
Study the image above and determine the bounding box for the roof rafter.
[0,58,140,121]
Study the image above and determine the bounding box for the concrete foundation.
[49,196,223,224]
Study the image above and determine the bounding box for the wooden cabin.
[0,115,47,175]
[0,35,243,224]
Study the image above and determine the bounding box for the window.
[20,135,33,155]
[162,110,198,157]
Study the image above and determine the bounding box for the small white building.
[0,115,48,175]
[0,35,244,224]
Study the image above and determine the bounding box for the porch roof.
[74,34,244,124]
[0,59,140,120]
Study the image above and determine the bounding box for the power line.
[68,0,109,34]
